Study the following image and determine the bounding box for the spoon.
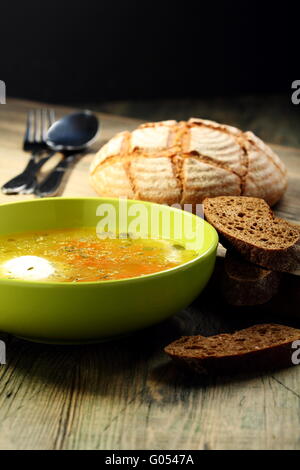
[34,110,99,197]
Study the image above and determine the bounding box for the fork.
[1,109,56,194]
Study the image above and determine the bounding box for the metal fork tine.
[2,107,59,194]
[33,109,39,143]
[48,109,56,128]
[24,110,34,144]
[41,109,48,142]
[38,109,43,143]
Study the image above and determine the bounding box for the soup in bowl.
[0,198,218,343]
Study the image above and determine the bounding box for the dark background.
[1,0,299,103]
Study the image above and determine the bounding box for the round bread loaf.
[89,118,287,207]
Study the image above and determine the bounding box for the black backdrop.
[1,0,299,103]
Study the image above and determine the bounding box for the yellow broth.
[0,228,197,282]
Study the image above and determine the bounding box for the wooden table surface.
[0,99,299,450]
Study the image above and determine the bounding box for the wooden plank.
[0,99,299,450]
[0,99,300,223]
[0,98,142,203]
[98,95,300,148]
[271,144,300,222]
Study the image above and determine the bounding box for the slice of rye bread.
[222,250,281,306]
[203,196,300,272]
[165,324,300,375]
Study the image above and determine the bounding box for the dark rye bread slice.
[165,324,300,375]
[222,250,281,306]
[203,196,300,273]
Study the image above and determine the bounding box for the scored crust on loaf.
[90,159,135,199]
[90,131,129,174]
[180,158,241,205]
[130,121,176,153]
[165,324,300,374]
[188,125,247,176]
[242,134,287,206]
[129,156,182,205]
[90,119,288,207]
[244,131,287,176]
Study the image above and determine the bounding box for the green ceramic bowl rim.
[0,197,219,287]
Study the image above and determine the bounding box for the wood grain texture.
[0,99,299,450]
[97,95,300,148]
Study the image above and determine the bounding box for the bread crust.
[165,324,300,375]
[203,196,300,272]
[90,119,288,207]
[222,250,281,306]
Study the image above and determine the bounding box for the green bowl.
[0,198,218,344]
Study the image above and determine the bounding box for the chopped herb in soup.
[0,228,197,282]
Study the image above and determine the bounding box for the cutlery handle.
[34,154,77,198]
[1,151,56,195]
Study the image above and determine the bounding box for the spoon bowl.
[35,111,99,197]
[46,110,99,151]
